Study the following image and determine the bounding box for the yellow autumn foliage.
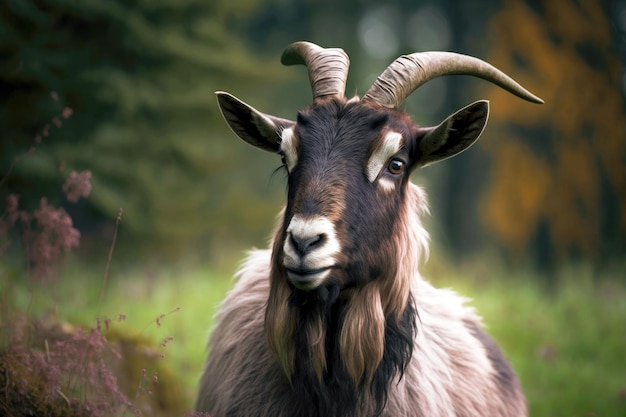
[479,0,626,260]
[481,137,552,257]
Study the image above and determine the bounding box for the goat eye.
[387,159,404,175]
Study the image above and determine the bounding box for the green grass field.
[428,258,626,417]
[3,255,625,416]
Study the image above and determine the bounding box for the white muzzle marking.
[283,215,341,290]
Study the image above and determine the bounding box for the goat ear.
[416,100,489,167]
[216,91,295,153]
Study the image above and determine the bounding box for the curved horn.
[281,41,350,101]
[362,52,544,108]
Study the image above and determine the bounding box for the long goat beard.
[264,263,416,416]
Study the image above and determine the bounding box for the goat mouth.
[285,267,331,290]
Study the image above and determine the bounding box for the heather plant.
[0,112,190,416]
[0,308,193,416]
[0,157,134,415]
[0,316,133,416]
[2,192,82,282]
[1,92,80,283]
[0,202,189,416]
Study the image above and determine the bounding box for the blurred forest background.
[1,0,626,416]
[1,0,625,270]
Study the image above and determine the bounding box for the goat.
[196,41,542,417]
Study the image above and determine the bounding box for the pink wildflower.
[26,198,81,281]
[62,170,92,203]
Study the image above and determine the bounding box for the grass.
[3,254,625,416]
[427,256,626,417]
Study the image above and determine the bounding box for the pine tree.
[1,0,286,255]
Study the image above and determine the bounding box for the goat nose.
[289,232,325,256]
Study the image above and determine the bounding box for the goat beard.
[265,259,419,417]
[264,263,407,382]
[288,280,341,308]
[265,265,416,417]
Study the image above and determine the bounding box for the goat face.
[217,93,489,295]
[216,42,542,297]
[280,101,423,295]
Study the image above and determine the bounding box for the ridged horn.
[281,41,350,101]
[362,52,544,108]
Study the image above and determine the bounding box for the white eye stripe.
[280,128,298,172]
[366,131,403,182]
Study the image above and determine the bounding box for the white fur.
[378,177,396,192]
[366,131,403,182]
[280,127,298,172]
